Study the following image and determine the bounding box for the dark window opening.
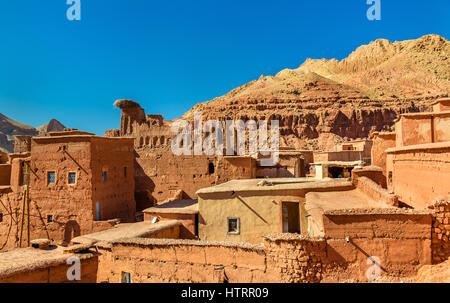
[328,166,353,178]
[103,171,107,182]
[227,218,239,234]
[121,272,132,283]
[282,202,300,233]
[68,172,76,184]
[124,167,127,177]
[47,215,53,223]
[47,171,56,184]
[208,162,215,174]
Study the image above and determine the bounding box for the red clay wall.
[0,255,98,283]
[322,209,432,282]
[386,145,450,209]
[90,137,136,223]
[143,212,197,239]
[370,132,396,177]
[430,200,450,264]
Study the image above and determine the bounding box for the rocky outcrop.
[183,35,450,149]
[36,119,66,134]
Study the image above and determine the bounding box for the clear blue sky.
[0,0,448,135]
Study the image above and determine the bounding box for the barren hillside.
[183,34,450,149]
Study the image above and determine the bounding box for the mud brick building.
[0,130,136,250]
[106,99,304,210]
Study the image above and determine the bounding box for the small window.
[227,217,240,235]
[121,272,132,283]
[47,171,56,184]
[103,171,107,182]
[123,167,127,177]
[0,213,3,223]
[47,215,53,223]
[68,172,76,184]
[208,162,215,174]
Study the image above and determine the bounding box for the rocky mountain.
[0,114,65,153]
[36,119,66,133]
[183,34,450,149]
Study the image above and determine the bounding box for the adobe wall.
[432,98,450,113]
[14,136,32,154]
[0,188,24,251]
[90,137,136,223]
[429,199,450,264]
[352,176,398,207]
[134,148,254,210]
[386,144,450,209]
[0,164,11,186]
[321,209,432,282]
[313,151,366,163]
[256,154,304,178]
[370,132,396,177]
[29,137,97,245]
[198,189,306,244]
[0,152,8,163]
[263,234,326,283]
[0,254,98,283]
[143,212,196,239]
[0,136,136,250]
[395,112,450,147]
[96,239,272,283]
[352,167,387,188]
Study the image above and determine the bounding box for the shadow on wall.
[134,154,156,211]
[63,220,81,246]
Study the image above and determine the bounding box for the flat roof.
[196,178,353,195]
[71,220,181,245]
[386,141,450,154]
[394,110,450,122]
[311,160,364,167]
[143,199,198,214]
[305,189,393,213]
[0,246,96,280]
[431,98,450,105]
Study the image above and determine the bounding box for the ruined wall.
[321,209,432,282]
[263,234,326,283]
[386,143,450,209]
[430,199,450,264]
[0,254,98,283]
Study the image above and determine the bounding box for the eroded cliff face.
[183,34,450,149]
